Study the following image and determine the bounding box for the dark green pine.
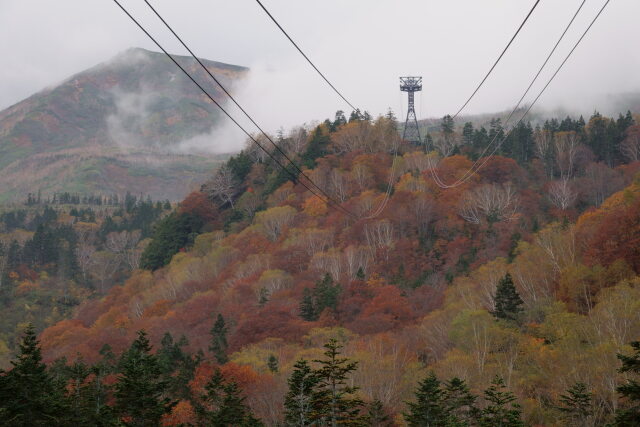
[442,377,478,426]
[114,330,175,426]
[311,339,366,426]
[558,382,592,425]
[493,273,524,322]
[0,324,68,426]
[616,341,640,426]
[209,313,229,364]
[299,287,317,321]
[404,372,446,427]
[479,376,524,427]
[284,359,320,426]
[198,369,263,427]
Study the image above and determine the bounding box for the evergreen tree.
[404,372,446,426]
[64,359,117,426]
[157,333,199,399]
[267,354,279,373]
[140,212,203,270]
[441,115,455,136]
[301,126,330,168]
[114,330,175,426]
[479,376,524,427]
[0,324,67,426]
[210,313,229,364]
[558,382,592,426]
[492,273,524,322]
[333,110,347,129]
[313,273,341,316]
[442,377,478,426]
[299,275,341,322]
[367,399,392,426]
[462,122,474,146]
[284,359,320,426]
[615,341,640,426]
[311,339,366,426]
[198,369,263,426]
[299,287,317,321]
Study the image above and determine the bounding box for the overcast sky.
[1,0,639,133]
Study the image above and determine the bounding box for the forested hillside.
[0,193,172,367]
[3,109,640,425]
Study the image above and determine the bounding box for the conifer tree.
[210,313,229,364]
[0,324,67,426]
[479,376,524,427]
[267,354,279,373]
[493,273,524,322]
[284,359,319,426]
[311,339,366,426]
[299,287,317,321]
[64,359,117,426]
[313,273,341,316]
[158,333,198,399]
[198,369,263,426]
[615,341,640,426]
[114,330,175,426]
[367,399,392,426]
[558,382,592,426]
[404,372,446,426]
[442,377,478,426]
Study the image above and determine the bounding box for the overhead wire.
[254,0,357,112]
[451,0,542,120]
[464,0,611,184]
[111,0,358,219]
[141,0,358,219]
[253,0,400,219]
[430,0,589,187]
[431,0,610,188]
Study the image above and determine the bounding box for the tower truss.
[400,76,422,144]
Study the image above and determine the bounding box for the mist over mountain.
[0,47,248,201]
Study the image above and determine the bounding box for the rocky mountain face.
[0,47,248,201]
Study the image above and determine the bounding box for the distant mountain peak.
[0,48,247,202]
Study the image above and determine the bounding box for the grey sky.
[1,0,639,134]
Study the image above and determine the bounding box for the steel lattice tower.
[400,76,422,144]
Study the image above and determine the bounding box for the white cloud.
[1,0,639,130]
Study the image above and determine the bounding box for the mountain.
[0,48,248,202]
[33,110,640,424]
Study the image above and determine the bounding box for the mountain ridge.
[0,47,248,201]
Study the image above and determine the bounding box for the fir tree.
[442,377,478,426]
[210,313,229,364]
[313,273,341,317]
[157,333,199,400]
[267,354,279,373]
[299,287,317,321]
[311,339,366,426]
[198,369,263,426]
[0,324,67,426]
[615,341,640,426]
[284,359,320,426]
[492,273,524,322]
[479,376,524,427]
[558,382,592,426]
[404,372,446,426]
[114,330,175,426]
[367,399,392,426]
[64,359,117,426]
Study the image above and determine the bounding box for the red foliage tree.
[584,197,640,272]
